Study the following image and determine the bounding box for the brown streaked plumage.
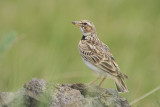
[72,20,128,93]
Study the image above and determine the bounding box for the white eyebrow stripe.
[87,22,92,26]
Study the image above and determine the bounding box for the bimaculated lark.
[72,20,128,93]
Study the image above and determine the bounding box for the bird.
[72,20,128,93]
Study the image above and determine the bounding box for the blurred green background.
[0,0,160,106]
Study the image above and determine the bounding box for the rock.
[0,78,130,107]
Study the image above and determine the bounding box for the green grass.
[0,0,160,106]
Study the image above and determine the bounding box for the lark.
[72,20,128,93]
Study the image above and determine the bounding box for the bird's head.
[72,20,96,36]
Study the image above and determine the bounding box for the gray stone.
[0,78,130,107]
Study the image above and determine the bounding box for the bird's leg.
[98,76,107,87]
[89,75,101,84]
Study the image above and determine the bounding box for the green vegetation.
[0,0,160,106]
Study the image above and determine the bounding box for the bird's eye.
[83,23,87,25]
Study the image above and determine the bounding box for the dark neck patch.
[81,35,86,40]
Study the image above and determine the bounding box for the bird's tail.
[113,74,128,93]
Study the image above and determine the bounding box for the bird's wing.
[79,41,120,76]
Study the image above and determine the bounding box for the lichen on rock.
[0,78,130,107]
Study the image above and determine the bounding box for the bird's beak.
[72,21,81,27]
